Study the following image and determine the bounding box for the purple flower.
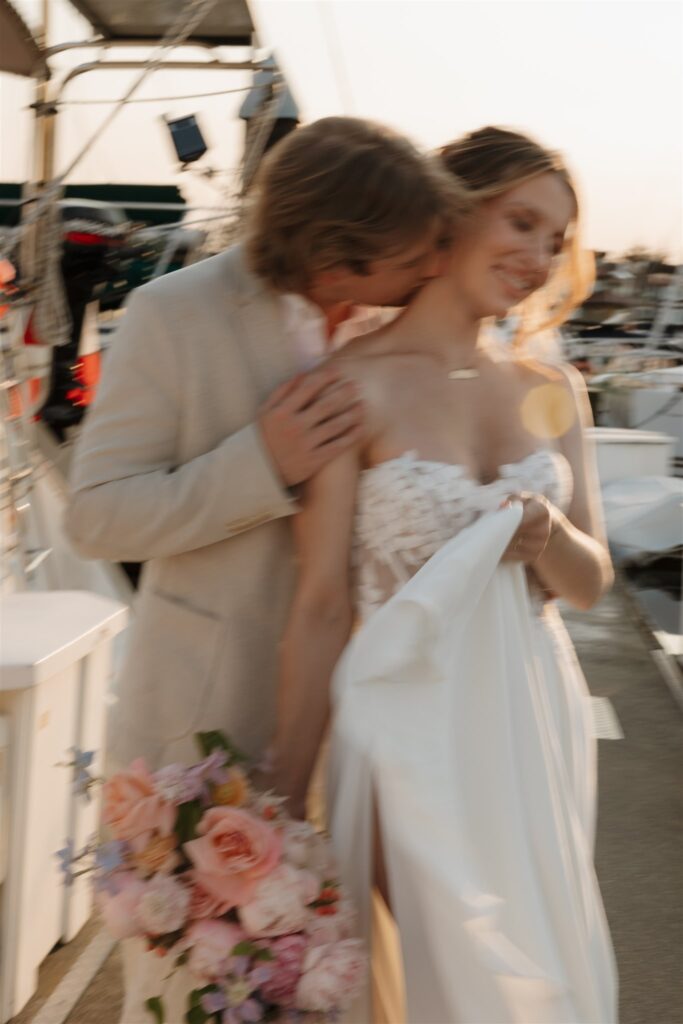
[94,840,126,875]
[184,751,231,804]
[56,840,75,886]
[237,999,261,1022]
[72,747,95,769]
[221,996,264,1024]
[229,955,250,978]
[154,763,204,804]
[200,990,228,1015]
[70,747,97,800]
[248,965,273,987]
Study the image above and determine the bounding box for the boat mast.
[33,0,56,184]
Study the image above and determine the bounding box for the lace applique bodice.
[352,448,573,622]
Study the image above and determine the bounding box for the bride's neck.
[397,275,483,367]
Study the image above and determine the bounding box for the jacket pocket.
[124,588,225,743]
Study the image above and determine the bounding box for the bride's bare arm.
[267,447,361,817]
[517,364,614,610]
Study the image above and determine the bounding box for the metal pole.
[32,0,56,184]
[58,57,259,93]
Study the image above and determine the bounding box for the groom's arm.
[65,289,362,562]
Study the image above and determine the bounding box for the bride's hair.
[245,117,469,293]
[438,127,594,346]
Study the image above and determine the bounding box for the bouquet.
[63,733,366,1023]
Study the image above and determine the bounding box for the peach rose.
[186,871,234,920]
[184,806,282,909]
[102,758,175,843]
[211,767,249,808]
[133,833,179,876]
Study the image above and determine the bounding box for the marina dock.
[8,578,682,1024]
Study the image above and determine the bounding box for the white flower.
[305,898,356,947]
[282,821,317,868]
[282,821,338,876]
[185,919,245,980]
[137,875,190,936]
[295,939,367,1012]
[238,863,310,938]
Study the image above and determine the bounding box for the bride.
[269,127,618,1023]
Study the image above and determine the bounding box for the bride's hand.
[500,492,560,564]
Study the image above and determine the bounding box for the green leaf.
[175,800,204,844]
[184,1007,209,1024]
[175,950,190,968]
[145,996,165,1024]
[186,988,213,1022]
[254,947,275,961]
[195,730,248,763]
[231,940,258,957]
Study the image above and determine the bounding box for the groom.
[65,116,454,771]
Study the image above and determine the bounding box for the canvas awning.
[67,0,254,46]
[0,0,45,77]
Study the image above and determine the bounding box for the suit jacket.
[66,245,303,768]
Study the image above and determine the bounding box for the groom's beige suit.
[66,244,306,769]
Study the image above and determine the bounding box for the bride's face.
[449,172,575,318]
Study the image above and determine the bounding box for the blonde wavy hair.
[438,127,594,346]
[246,116,470,293]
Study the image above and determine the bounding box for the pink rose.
[239,863,312,938]
[102,759,175,843]
[97,873,146,939]
[260,934,308,1006]
[186,871,234,920]
[184,807,282,909]
[185,919,246,980]
[295,939,367,1013]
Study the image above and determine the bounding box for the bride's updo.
[438,126,594,344]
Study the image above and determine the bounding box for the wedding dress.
[328,449,618,1024]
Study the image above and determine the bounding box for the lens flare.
[520,383,576,440]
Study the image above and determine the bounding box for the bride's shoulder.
[330,331,418,383]
[512,352,586,395]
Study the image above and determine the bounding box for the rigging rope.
[57,85,253,105]
[2,0,221,349]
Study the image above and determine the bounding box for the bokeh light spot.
[520,383,576,440]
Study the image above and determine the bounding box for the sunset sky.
[1,0,681,259]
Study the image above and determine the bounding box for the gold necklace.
[447,367,479,380]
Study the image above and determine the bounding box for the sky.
[1,0,681,259]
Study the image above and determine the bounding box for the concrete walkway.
[562,582,683,1024]
[11,580,683,1024]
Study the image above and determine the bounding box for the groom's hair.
[245,116,467,292]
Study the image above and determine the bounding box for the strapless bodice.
[352,448,573,621]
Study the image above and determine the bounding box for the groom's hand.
[258,366,364,487]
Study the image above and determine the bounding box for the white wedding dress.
[328,449,618,1024]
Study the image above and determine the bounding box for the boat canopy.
[0,0,254,79]
[0,0,45,77]
[67,0,254,46]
